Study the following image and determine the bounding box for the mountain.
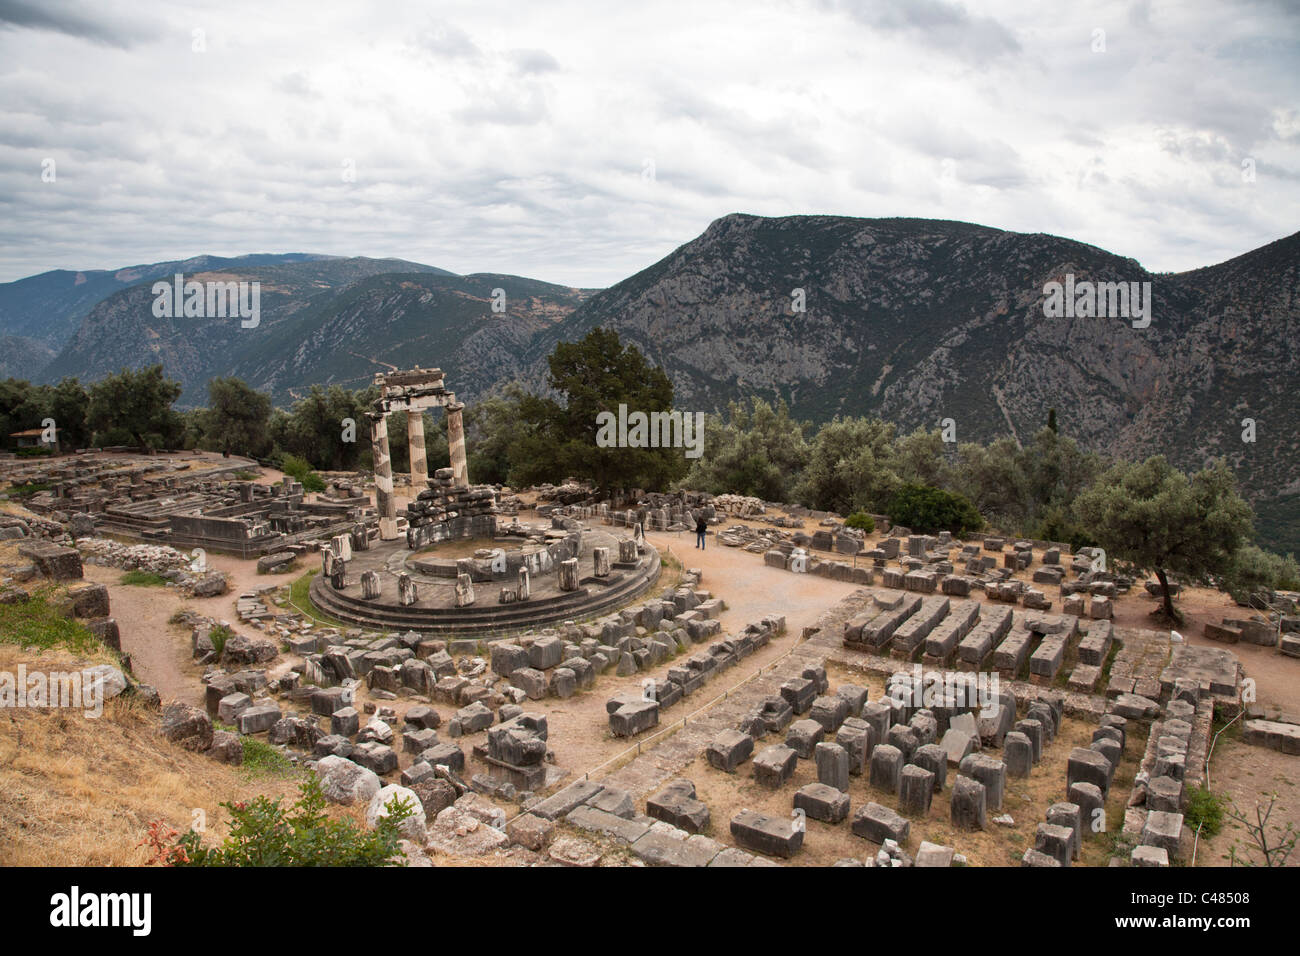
[0,335,56,380]
[38,257,452,399]
[227,271,596,401]
[9,214,1298,550]
[0,254,352,365]
[541,214,1299,551]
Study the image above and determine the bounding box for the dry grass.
[0,643,301,866]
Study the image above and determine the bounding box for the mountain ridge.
[4,214,1297,550]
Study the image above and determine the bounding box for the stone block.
[950,775,987,830]
[610,699,659,737]
[957,754,1006,811]
[910,743,947,791]
[786,718,825,758]
[851,802,910,845]
[730,809,803,859]
[646,779,711,834]
[753,744,798,788]
[1034,823,1074,866]
[794,783,850,824]
[1067,747,1112,796]
[899,764,935,815]
[706,730,754,772]
[814,741,850,792]
[869,744,903,795]
[835,718,875,775]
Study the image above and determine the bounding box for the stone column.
[455,572,475,607]
[368,411,398,540]
[398,572,419,606]
[407,408,429,492]
[446,401,469,489]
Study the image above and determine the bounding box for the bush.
[1185,786,1226,838]
[886,484,983,534]
[14,446,53,457]
[844,511,875,533]
[4,482,50,498]
[1035,506,1099,552]
[209,624,233,659]
[154,777,412,866]
[280,453,326,493]
[300,471,326,493]
[1221,545,1300,605]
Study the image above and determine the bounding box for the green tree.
[86,366,184,452]
[947,437,1027,527]
[204,377,273,458]
[887,483,983,534]
[272,385,372,471]
[510,328,687,494]
[466,384,529,485]
[48,378,90,451]
[794,416,900,515]
[0,378,50,448]
[1220,545,1300,607]
[894,427,948,489]
[679,397,810,501]
[1073,456,1254,622]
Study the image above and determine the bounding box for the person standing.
[695,512,708,549]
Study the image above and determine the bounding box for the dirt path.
[1195,730,1300,867]
[83,566,197,705]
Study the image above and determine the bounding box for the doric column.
[447,401,469,488]
[368,411,399,540]
[407,408,429,492]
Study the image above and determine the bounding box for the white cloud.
[0,0,1296,286]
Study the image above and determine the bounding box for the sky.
[1,0,1297,286]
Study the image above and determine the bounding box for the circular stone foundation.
[309,523,660,635]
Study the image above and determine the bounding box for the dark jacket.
[695,516,708,534]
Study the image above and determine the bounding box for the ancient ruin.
[367,368,467,541]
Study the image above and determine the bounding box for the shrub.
[208,623,233,659]
[4,482,50,498]
[844,511,875,533]
[300,471,326,493]
[1221,545,1300,605]
[1185,786,1226,838]
[156,777,412,866]
[14,446,53,457]
[280,453,326,493]
[886,484,983,534]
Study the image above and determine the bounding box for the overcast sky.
[1,0,1296,286]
